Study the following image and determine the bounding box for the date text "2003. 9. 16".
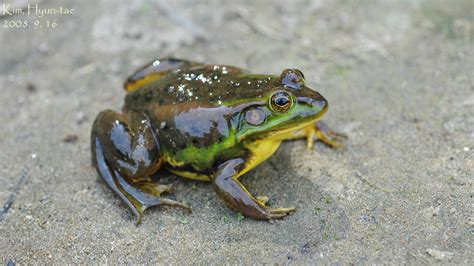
[3,19,58,29]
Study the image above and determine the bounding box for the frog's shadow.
[246,143,349,248]
[155,141,350,251]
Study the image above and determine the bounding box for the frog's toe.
[133,180,173,197]
[328,130,348,141]
[256,195,270,206]
[160,198,192,212]
[323,131,347,149]
[135,198,191,225]
[315,121,347,149]
[265,206,296,219]
[267,206,296,214]
[156,184,173,194]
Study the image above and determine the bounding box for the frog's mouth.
[263,96,328,140]
[263,115,325,141]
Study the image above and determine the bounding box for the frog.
[91,58,345,223]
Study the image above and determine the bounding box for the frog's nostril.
[298,97,312,106]
[298,97,326,110]
[311,99,326,110]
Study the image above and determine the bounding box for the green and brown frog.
[91,58,345,223]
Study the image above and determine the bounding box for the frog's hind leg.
[213,159,296,219]
[91,110,190,224]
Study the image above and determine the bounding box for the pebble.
[426,248,454,260]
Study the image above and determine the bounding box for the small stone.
[38,42,49,54]
[467,217,474,226]
[26,83,36,92]
[300,243,310,254]
[426,248,454,260]
[63,134,78,143]
[423,206,440,218]
[76,112,87,124]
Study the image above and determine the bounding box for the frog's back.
[124,63,279,111]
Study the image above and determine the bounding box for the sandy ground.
[0,0,473,264]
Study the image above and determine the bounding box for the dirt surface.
[1,0,473,264]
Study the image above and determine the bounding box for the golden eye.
[270,91,293,113]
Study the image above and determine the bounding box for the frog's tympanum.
[91,58,345,223]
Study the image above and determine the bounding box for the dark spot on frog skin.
[144,91,153,102]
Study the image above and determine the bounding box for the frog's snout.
[311,98,327,110]
[297,95,327,110]
[296,92,328,119]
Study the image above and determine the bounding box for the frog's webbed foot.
[91,110,190,224]
[291,120,347,149]
[314,121,347,149]
[213,159,296,219]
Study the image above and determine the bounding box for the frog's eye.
[245,108,266,126]
[280,69,305,90]
[270,91,293,113]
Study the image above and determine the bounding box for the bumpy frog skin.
[91,58,345,223]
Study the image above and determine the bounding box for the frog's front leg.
[213,159,295,219]
[91,110,190,223]
[291,121,347,149]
